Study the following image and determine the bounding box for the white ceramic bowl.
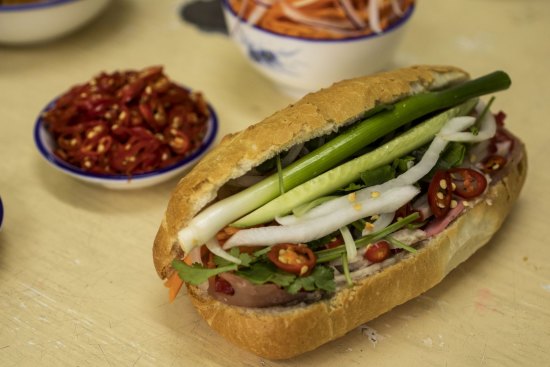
[0,0,111,45]
[34,97,218,190]
[221,1,415,98]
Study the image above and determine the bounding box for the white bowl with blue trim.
[221,1,415,98]
[0,0,111,45]
[34,97,218,190]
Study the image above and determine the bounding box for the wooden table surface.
[1,1,549,366]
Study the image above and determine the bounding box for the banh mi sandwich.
[153,65,527,360]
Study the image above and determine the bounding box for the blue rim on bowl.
[0,0,80,12]
[34,95,218,187]
[221,0,415,43]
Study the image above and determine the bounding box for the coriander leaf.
[172,260,237,286]
[286,266,336,294]
[287,275,316,294]
[360,165,395,187]
[236,262,296,287]
[214,247,255,267]
[311,266,336,293]
[431,142,466,174]
[338,182,364,193]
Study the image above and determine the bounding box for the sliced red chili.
[482,155,507,174]
[364,240,391,263]
[395,202,424,222]
[80,135,113,157]
[41,66,210,176]
[167,130,191,155]
[325,237,344,249]
[428,170,453,218]
[448,168,487,199]
[56,133,81,152]
[267,244,316,276]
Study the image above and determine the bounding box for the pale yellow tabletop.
[1,1,549,366]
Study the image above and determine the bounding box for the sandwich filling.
[166,72,519,308]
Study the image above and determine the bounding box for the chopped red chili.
[395,202,424,222]
[364,240,391,263]
[482,155,507,174]
[325,236,344,249]
[448,168,487,199]
[428,170,453,218]
[41,66,210,176]
[267,243,316,276]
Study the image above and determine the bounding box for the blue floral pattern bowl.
[221,0,415,98]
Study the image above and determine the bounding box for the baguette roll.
[152,65,527,359]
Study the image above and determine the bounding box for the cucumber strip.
[233,99,477,227]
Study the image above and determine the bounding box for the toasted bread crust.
[153,65,469,278]
[186,148,527,360]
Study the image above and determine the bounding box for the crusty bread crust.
[186,147,527,360]
[153,65,469,278]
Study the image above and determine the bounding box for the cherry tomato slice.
[364,240,391,263]
[428,170,453,218]
[482,155,507,174]
[267,244,316,276]
[448,168,487,199]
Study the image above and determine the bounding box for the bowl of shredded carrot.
[222,0,415,97]
[34,66,218,190]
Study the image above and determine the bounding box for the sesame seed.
[353,203,362,211]
[371,191,380,198]
[300,265,308,276]
[347,192,356,202]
